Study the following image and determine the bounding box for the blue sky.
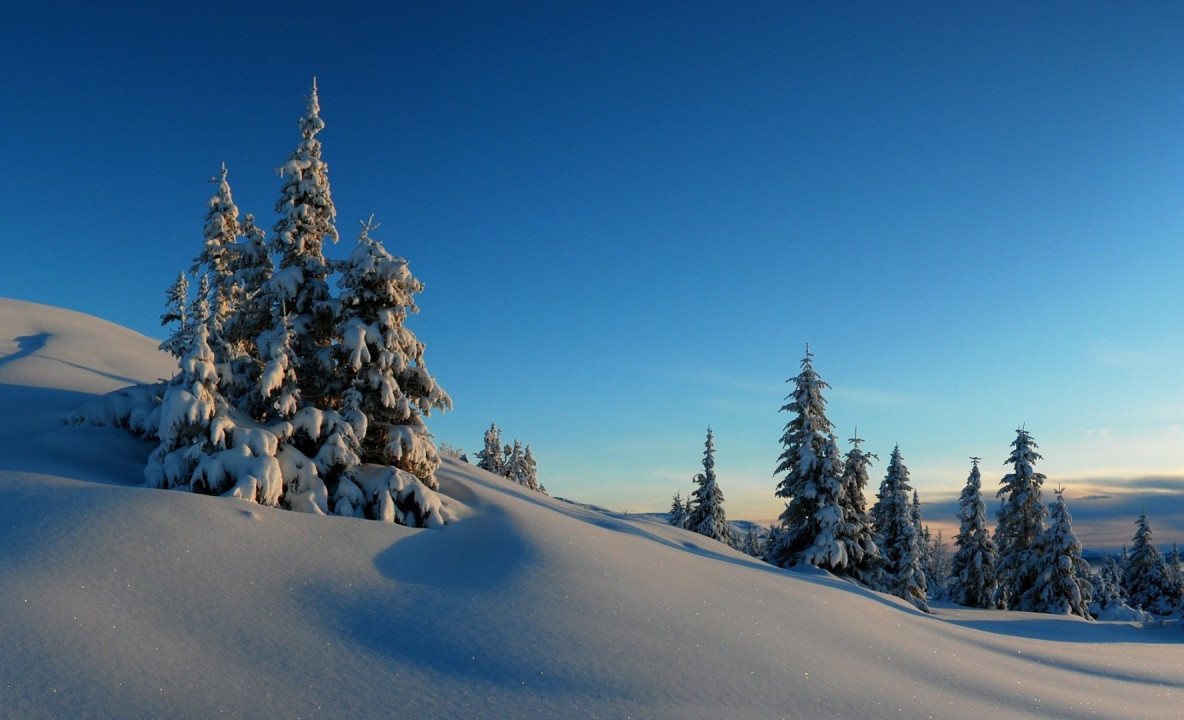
[6,1,1184,542]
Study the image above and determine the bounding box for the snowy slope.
[1,298,1182,719]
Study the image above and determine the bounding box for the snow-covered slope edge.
[1,298,1181,720]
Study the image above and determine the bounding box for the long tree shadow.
[0,333,49,368]
[1,332,149,387]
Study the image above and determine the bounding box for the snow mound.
[1,298,1182,719]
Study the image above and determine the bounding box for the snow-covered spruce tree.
[214,211,275,415]
[1027,488,1092,618]
[870,445,929,612]
[476,423,505,475]
[949,458,1001,609]
[669,491,688,528]
[253,308,353,515]
[72,83,450,527]
[1168,543,1183,602]
[832,433,881,584]
[160,272,192,359]
[1089,555,1131,619]
[257,310,302,422]
[191,163,244,362]
[768,347,845,569]
[685,427,734,547]
[1124,509,1176,615]
[993,428,1048,611]
[146,309,283,506]
[269,78,339,401]
[335,217,451,499]
[925,529,952,601]
[503,440,525,483]
[741,526,765,558]
[522,445,541,492]
[910,489,938,593]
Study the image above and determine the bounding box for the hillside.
[0,297,1181,719]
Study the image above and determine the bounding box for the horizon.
[6,2,1184,537]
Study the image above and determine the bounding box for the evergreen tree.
[521,445,540,492]
[769,347,844,568]
[192,163,244,361]
[257,310,301,421]
[741,526,765,558]
[335,217,451,489]
[217,211,274,414]
[1168,542,1183,604]
[503,440,528,486]
[269,78,339,399]
[160,272,192,359]
[830,432,881,583]
[476,423,505,475]
[686,428,734,546]
[870,445,929,612]
[1124,509,1175,615]
[910,489,937,593]
[1089,555,1130,618]
[146,321,220,490]
[994,428,1048,611]
[669,491,688,528]
[1027,488,1092,618]
[73,82,450,528]
[925,529,952,601]
[950,458,1000,608]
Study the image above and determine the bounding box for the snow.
[2,297,1184,719]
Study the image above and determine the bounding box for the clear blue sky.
[6,1,1184,540]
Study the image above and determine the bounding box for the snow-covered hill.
[1,298,1181,719]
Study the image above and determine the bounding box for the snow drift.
[1,297,1182,719]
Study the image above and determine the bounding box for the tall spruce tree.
[1124,509,1176,615]
[1028,488,1092,618]
[950,458,1000,608]
[686,427,734,547]
[769,347,844,568]
[192,163,244,362]
[269,78,339,399]
[870,445,929,612]
[994,428,1048,611]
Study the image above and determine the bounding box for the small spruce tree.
[669,491,688,528]
[686,427,734,547]
[476,423,505,476]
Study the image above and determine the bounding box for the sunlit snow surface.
[0,297,1181,719]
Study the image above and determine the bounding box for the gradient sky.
[6,1,1184,545]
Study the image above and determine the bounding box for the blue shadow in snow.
[0,333,48,368]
